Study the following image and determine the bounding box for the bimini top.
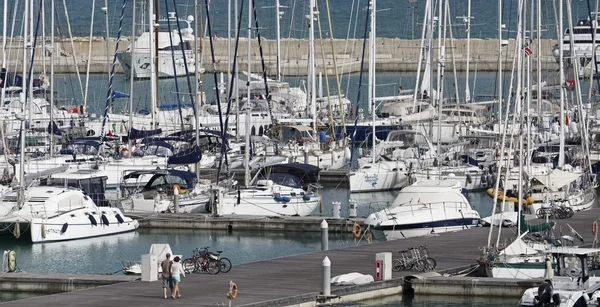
[392,180,466,207]
[254,163,321,188]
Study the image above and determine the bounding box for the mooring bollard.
[322,256,331,296]
[321,220,329,251]
[332,201,341,219]
[173,187,180,213]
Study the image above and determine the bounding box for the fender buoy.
[7,250,16,272]
[173,184,181,194]
[13,223,20,239]
[227,281,238,300]
[41,223,46,239]
[466,173,473,184]
[319,199,323,214]
[352,223,362,239]
[593,221,598,236]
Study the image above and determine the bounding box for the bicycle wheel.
[218,258,232,273]
[403,259,414,271]
[413,260,425,272]
[565,207,574,218]
[425,258,437,270]
[392,259,402,272]
[182,258,196,274]
[536,208,546,219]
[206,259,221,274]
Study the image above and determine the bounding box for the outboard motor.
[534,280,553,307]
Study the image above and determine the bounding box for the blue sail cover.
[111,90,130,99]
[47,121,62,135]
[129,127,162,140]
[0,69,45,89]
[168,145,202,165]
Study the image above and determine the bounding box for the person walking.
[160,253,173,299]
[170,256,185,299]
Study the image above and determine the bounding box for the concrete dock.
[2,205,598,306]
[2,37,559,75]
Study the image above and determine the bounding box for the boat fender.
[12,223,20,239]
[173,184,181,195]
[237,189,241,205]
[88,214,98,226]
[302,194,310,201]
[466,173,473,184]
[205,202,212,213]
[101,214,110,226]
[352,223,362,239]
[593,221,598,236]
[41,223,46,239]
[115,214,125,224]
[61,223,69,234]
[7,250,16,272]
[480,174,487,185]
[227,281,238,300]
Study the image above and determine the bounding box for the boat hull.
[372,218,480,240]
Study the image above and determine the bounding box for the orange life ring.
[352,223,362,239]
[227,281,238,299]
[593,221,598,236]
[173,184,181,194]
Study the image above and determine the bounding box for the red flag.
[524,47,533,57]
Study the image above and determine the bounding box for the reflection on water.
[0,227,362,275]
[359,294,519,306]
[0,292,45,303]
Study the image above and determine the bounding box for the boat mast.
[497,0,503,129]
[128,0,136,151]
[244,0,252,187]
[227,0,231,93]
[149,0,158,129]
[516,0,525,237]
[537,0,542,148]
[309,0,317,134]
[276,0,282,82]
[368,0,376,164]
[50,0,55,156]
[558,0,565,168]
[194,0,201,181]
[464,0,471,103]
[19,0,29,194]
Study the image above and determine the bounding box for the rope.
[99,0,127,147]
[61,0,85,111]
[165,0,185,131]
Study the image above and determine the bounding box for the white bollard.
[332,201,341,219]
[173,188,180,213]
[348,199,357,218]
[321,220,329,251]
[141,254,158,282]
[322,256,331,296]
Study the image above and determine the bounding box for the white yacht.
[554,13,600,79]
[0,169,138,243]
[117,12,196,79]
[364,180,481,240]
[211,164,322,217]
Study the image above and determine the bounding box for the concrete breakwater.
[2,37,558,75]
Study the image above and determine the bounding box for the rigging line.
[61,0,85,113]
[222,0,246,168]
[314,0,336,137]
[204,0,227,183]
[345,0,362,97]
[165,0,185,131]
[8,0,21,90]
[172,0,197,126]
[338,0,356,88]
[349,4,370,169]
[324,0,347,140]
[83,0,96,111]
[18,0,44,153]
[251,0,274,124]
[99,0,127,150]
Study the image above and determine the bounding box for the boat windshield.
[386,132,429,148]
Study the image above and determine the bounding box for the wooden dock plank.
[2,206,599,307]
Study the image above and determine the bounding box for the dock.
[2,206,599,307]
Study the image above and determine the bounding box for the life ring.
[352,223,362,239]
[173,184,181,194]
[227,281,238,299]
[7,250,16,272]
[593,221,598,236]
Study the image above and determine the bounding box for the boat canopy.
[253,163,320,189]
[124,169,197,190]
[531,169,582,192]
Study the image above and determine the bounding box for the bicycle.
[182,247,220,274]
[209,250,232,273]
[417,245,437,271]
[392,250,413,272]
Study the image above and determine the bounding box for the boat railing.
[396,201,474,218]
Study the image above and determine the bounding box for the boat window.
[167,175,188,188]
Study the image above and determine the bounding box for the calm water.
[0,0,594,40]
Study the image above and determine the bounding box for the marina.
[2,0,600,306]
[1,206,599,306]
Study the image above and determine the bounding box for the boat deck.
[3,206,599,307]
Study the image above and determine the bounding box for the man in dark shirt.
[161,253,173,299]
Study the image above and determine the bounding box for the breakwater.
[1,37,558,75]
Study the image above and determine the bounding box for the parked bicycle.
[208,250,232,273]
[182,247,220,274]
[392,245,436,272]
